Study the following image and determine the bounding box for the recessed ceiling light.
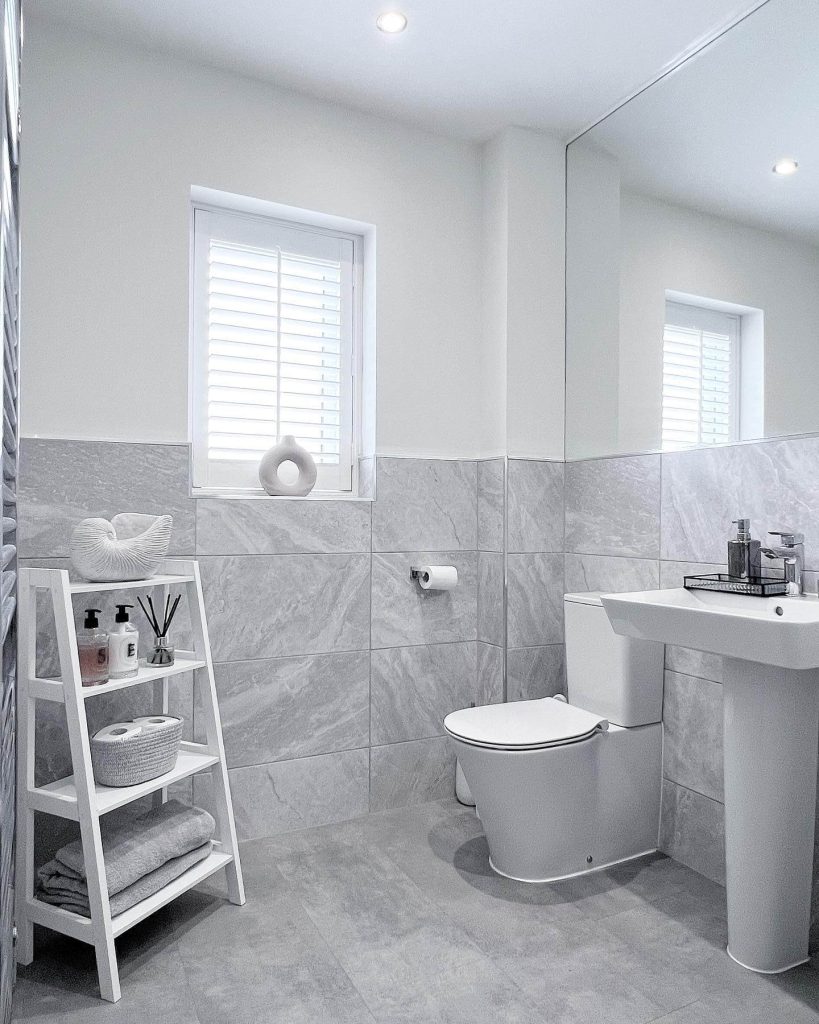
[772,157,799,176]
[376,11,407,33]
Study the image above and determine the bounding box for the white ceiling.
[581,0,819,244]
[28,0,763,140]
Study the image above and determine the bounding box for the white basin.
[601,587,819,669]
[601,587,819,976]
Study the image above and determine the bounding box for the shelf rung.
[25,655,206,704]
[68,573,195,594]
[25,898,94,944]
[25,849,234,945]
[111,849,233,937]
[28,747,220,819]
[80,655,206,699]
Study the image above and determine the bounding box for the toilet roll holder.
[409,565,458,587]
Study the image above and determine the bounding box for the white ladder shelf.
[14,558,245,1003]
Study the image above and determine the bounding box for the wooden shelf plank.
[27,655,205,704]
[30,747,219,819]
[69,573,195,595]
[80,656,205,699]
[111,850,233,937]
[24,849,233,944]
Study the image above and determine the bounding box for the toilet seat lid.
[444,698,608,751]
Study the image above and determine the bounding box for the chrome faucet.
[761,530,805,596]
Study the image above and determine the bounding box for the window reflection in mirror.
[565,0,819,460]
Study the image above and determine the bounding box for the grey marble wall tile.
[194,749,369,841]
[196,498,370,555]
[477,459,504,553]
[371,551,477,648]
[507,460,563,553]
[661,436,819,567]
[369,737,455,811]
[659,779,726,885]
[507,645,565,701]
[659,561,725,682]
[201,652,369,767]
[506,552,564,648]
[199,554,370,662]
[477,551,504,646]
[564,553,659,595]
[371,643,476,744]
[664,646,724,684]
[19,438,195,557]
[565,455,661,558]
[372,458,477,552]
[477,643,504,705]
[663,671,724,802]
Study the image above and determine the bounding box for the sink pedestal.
[723,657,819,973]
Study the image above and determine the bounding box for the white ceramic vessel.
[445,593,664,882]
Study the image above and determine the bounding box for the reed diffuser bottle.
[138,592,181,667]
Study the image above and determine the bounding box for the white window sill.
[190,487,373,502]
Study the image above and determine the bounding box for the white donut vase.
[258,435,318,497]
[69,513,173,582]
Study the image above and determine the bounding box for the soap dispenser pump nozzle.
[732,518,751,542]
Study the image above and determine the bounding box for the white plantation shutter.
[662,302,739,451]
[192,207,357,491]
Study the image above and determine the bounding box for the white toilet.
[444,592,665,883]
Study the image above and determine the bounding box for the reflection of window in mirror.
[661,295,764,451]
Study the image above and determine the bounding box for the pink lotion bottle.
[78,608,109,686]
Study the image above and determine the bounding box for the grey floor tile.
[13,798,818,1024]
[12,909,196,1023]
[173,885,375,1024]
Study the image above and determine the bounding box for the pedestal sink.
[601,588,819,974]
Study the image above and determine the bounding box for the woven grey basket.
[90,717,183,788]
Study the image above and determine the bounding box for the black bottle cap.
[84,608,101,629]
[115,604,133,624]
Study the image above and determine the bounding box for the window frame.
[190,201,364,496]
[661,300,741,452]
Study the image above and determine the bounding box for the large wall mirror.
[565,0,818,460]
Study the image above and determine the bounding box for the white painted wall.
[479,128,565,461]
[504,128,565,462]
[21,19,487,457]
[565,141,621,460]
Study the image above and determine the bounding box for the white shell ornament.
[258,435,318,497]
[69,513,173,582]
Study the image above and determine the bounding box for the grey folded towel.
[36,841,213,918]
[37,800,215,904]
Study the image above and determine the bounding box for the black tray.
[683,573,788,597]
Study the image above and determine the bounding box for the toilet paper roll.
[92,722,143,744]
[416,565,458,591]
[133,715,182,732]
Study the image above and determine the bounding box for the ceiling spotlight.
[376,11,407,33]
[772,158,799,176]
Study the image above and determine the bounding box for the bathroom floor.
[12,798,819,1024]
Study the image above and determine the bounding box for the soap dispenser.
[78,608,109,686]
[728,518,761,580]
[109,604,139,679]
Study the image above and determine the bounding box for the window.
[191,204,361,492]
[661,301,740,450]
